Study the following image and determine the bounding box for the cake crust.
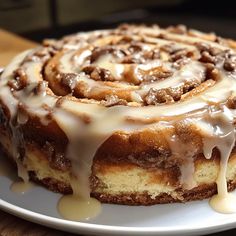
[1,127,236,205]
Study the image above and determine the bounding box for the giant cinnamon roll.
[1,24,236,206]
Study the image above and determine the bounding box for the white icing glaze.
[10,180,34,194]
[0,51,31,182]
[196,106,236,213]
[139,61,205,95]
[93,54,125,80]
[60,50,79,73]
[167,133,197,189]
[210,193,236,214]
[123,25,231,51]
[58,194,101,221]
[0,51,30,117]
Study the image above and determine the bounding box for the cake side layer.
[1,126,236,205]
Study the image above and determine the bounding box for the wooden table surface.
[0,28,235,236]
[0,29,77,236]
[0,29,37,67]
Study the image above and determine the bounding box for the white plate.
[0,156,236,236]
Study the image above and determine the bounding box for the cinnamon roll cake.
[1,24,236,205]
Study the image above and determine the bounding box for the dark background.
[1,0,236,235]
[0,0,236,42]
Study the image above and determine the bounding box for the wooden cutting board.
[0,29,77,236]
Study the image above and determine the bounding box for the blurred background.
[0,0,236,42]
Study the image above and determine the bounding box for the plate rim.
[0,198,236,235]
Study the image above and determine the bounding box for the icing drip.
[197,106,236,213]
[53,110,101,199]
[53,109,110,219]
[58,195,101,221]
[53,105,144,199]
[0,54,55,182]
[203,107,236,213]
[210,193,236,213]
[10,180,34,194]
[0,51,30,182]
[168,133,197,189]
